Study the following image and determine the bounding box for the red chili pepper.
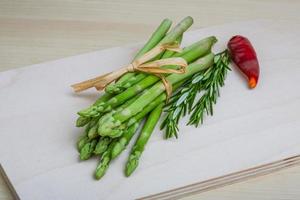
[227,35,260,89]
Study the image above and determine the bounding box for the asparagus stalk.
[134,19,173,60]
[76,70,141,125]
[94,137,112,155]
[85,117,100,139]
[110,34,212,93]
[95,88,144,127]
[111,120,142,159]
[77,134,89,152]
[95,141,116,179]
[76,93,113,127]
[99,80,184,138]
[96,104,163,178]
[159,16,193,45]
[78,37,216,118]
[125,104,163,176]
[77,117,99,151]
[87,97,137,139]
[95,104,162,178]
[105,17,193,94]
[98,53,215,135]
[105,18,172,93]
[88,90,144,140]
[94,93,113,105]
[76,116,91,127]
[87,124,98,139]
[79,138,98,160]
[101,95,163,138]
[107,35,184,94]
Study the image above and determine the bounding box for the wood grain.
[1,1,300,200]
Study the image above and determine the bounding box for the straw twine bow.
[71,43,188,99]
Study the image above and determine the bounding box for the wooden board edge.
[0,164,20,200]
[139,155,300,200]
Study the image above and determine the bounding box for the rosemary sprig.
[161,50,231,138]
[188,50,231,126]
[160,67,206,138]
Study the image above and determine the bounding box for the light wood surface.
[0,1,300,199]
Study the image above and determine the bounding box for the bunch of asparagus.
[75,16,228,179]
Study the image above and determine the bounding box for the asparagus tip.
[125,153,140,177]
[77,136,89,152]
[98,120,123,138]
[93,147,106,155]
[76,116,89,127]
[78,104,104,118]
[95,163,108,180]
[95,154,111,180]
[87,126,98,139]
[105,84,122,94]
[185,16,194,23]
[79,152,90,160]
[94,138,111,155]
[79,140,97,160]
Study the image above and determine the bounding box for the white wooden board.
[0,20,300,200]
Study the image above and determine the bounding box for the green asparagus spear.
[78,37,216,118]
[111,120,142,159]
[95,89,144,127]
[91,56,209,137]
[110,35,212,94]
[95,141,116,179]
[107,16,193,94]
[159,16,193,45]
[78,87,144,118]
[99,79,184,137]
[76,93,113,127]
[101,96,164,137]
[87,91,144,140]
[107,35,184,94]
[87,124,98,139]
[105,16,193,94]
[98,53,215,136]
[125,104,163,176]
[77,135,89,152]
[76,116,91,127]
[80,76,148,120]
[106,18,172,93]
[93,93,113,105]
[77,117,99,151]
[80,138,98,160]
[85,117,100,139]
[134,19,173,60]
[94,97,147,158]
[94,137,112,155]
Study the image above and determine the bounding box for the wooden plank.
[1,1,300,200]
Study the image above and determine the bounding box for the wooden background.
[0,0,300,199]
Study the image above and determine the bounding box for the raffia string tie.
[71,43,188,98]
